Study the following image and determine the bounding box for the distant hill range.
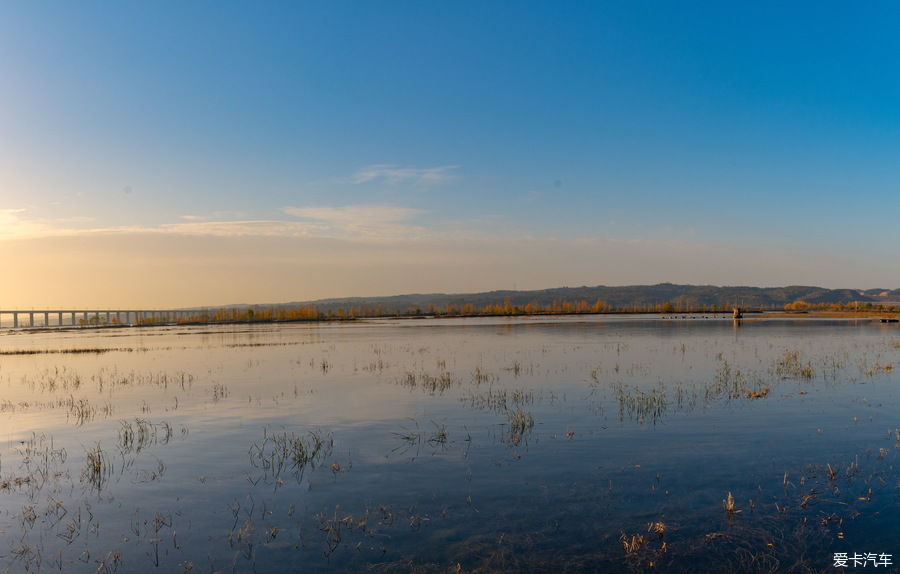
[225,283,900,313]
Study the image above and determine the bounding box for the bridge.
[0,309,196,329]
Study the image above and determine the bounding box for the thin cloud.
[179,210,248,222]
[148,220,327,237]
[0,209,53,239]
[0,209,326,239]
[283,205,426,237]
[0,210,92,239]
[0,205,424,240]
[350,164,458,185]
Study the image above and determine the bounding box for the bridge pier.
[2,309,204,329]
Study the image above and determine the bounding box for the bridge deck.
[0,309,199,328]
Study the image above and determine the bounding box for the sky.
[1,1,899,308]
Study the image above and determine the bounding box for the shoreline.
[2,309,898,336]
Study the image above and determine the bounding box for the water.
[0,316,898,573]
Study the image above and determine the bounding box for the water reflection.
[0,317,897,572]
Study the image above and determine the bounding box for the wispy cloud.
[0,203,683,245]
[149,220,327,237]
[0,208,327,239]
[283,205,426,237]
[179,211,248,222]
[0,209,53,239]
[0,210,97,239]
[0,205,426,240]
[350,164,458,185]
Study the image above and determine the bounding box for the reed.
[723,491,741,514]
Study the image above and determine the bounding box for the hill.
[253,283,897,314]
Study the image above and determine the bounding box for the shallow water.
[0,316,898,573]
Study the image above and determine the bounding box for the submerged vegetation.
[0,317,897,572]
[505,408,535,446]
[249,428,335,484]
[250,429,340,483]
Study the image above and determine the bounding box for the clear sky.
[2,1,899,308]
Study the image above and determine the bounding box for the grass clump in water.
[621,533,645,555]
[427,422,448,446]
[775,350,815,380]
[82,443,112,491]
[506,409,535,446]
[397,371,457,394]
[723,491,741,515]
[249,428,334,484]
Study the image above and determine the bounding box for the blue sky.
[1,2,899,306]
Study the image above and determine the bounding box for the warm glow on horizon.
[2,3,899,308]
[0,220,893,309]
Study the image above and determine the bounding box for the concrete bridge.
[0,309,196,329]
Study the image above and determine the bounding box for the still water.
[0,316,898,573]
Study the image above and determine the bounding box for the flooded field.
[0,316,897,573]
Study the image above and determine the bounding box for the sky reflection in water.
[0,316,898,573]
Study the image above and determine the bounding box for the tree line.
[75,298,898,327]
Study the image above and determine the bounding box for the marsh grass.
[710,360,747,398]
[0,318,897,573]
[427,423,448,446]
[249,428,334,483]
[472,366,497,385]
[393,420,423,449]
[118,418,174,454]
[67,397,112,425]
[647,521,666,538]
[398,371,458,394]
[462,387,534,413]
[0,347,136,356]
[744,386,770,399]
[620,533,645,555]
[723,492,741,515]
[775,350,815,380]
[863,362,894,377]
[82,443,112,491]
[421,372,456,394]
[612,382,667,423]
[506,409,535,446]
[13,433,67,490]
